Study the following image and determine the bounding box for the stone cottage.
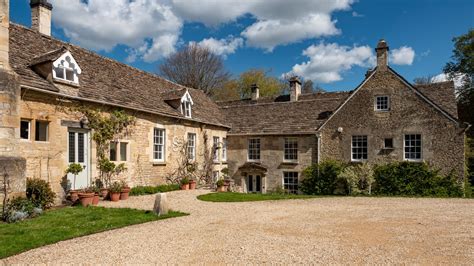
[0,0,229,202]
[219,41,466,194]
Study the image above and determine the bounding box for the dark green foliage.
[129,184,180,196]
[373,162,463,197]
[300,160,345,195]
[0,207,187,258]
[197,192,320,202]
[26,178,56,209]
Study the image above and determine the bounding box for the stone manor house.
[0,0,467,200]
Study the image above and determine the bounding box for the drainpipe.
[316,132,321,164]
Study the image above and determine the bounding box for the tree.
[413,75,435,85]
[443,29,473,135]
[159,44,230,95]
[302,79,325,93]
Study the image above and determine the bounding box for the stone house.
[0,0,229,202]
[219,41,466,194]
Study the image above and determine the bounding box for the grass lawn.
[0,206,187,259]
[197,192,321,202]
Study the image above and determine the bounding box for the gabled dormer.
[162,88,194,118]
[29,47,81,86]
[180,90,193,118]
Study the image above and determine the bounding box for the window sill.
[152,161,166,166]
[282,161,298,165]
[382,147,394,150]
[53,78,80,87]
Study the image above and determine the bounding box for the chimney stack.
[289,76,301,101]
[0,0,10,70]
[30,0,53,36]
[250,83,259,100]
[375,39,389,70]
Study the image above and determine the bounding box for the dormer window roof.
[180,90,194,118]
[52,51,81,84]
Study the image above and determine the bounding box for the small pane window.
[352,135,368,161]
[65,68,75,81]
[248,138,260,161]
[181,101,192,118]
[54,66,65,79]
[384,138,393,149]
[222,138,227,161]
[153,128,165,161]
[375,96,390,111]
[187,133,196,160]
[68,132,75,163]
[283,172,299,194]
[404,134,422,161]
[20,120,30,140]
[213,136,220,162]
[35,121,49,141]
[78,133,84,163]
[284,138,298,161]
[109,142,118,161]
[120,142,128,161]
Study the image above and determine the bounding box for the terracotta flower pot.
[120,187,131,200]
[92,193,100,205]
[180,183,189,190]
[110,192,121,202]
[217,186,226,192]
[78,192,95,207]
[189,180,197,190]
[69,190,80,203]
[100,188,108,198]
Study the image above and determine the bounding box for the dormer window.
[52,51,81,84]
[180,90,194,118]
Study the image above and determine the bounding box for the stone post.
[153,193,169,216]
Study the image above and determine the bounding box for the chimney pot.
[375,39,389,70]
[289,76,301,101]
[250,83,259,100]
[30,0,52,36]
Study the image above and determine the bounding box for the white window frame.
[52,51,81,84]
[351,135,368,162]
[404,134,422,162]
[247,138,261,161]
[375,95,390,111]
[20,119,31,140]
[284,137,298,162]
[153,128,166,162]
[180,90,194,118]
[213,136,220,162]
[187,133,196,160]
[283,172,299,194]
[222,138,227,162]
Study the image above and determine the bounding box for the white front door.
[67,129,90,190]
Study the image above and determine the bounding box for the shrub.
[108,181,123,193]
[300,160,345,195]
[338,163,375,196]
[129,184,180,196]
[2,197,41,223]
[216,179,225,187]
[373,162,463,197]
[26,178,56,209]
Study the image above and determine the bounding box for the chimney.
[375,39,389,70]
[30,0,53,36]
[289,76,301,101]
[0,0,10,70]
[250,83,259,100]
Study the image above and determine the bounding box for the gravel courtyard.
[2,189,473,264]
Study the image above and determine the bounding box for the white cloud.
[191,36,243,58]
[389,46,415,65]
[50,0,182,62]
[431,73,466,88]
[287,43,373,83]
[352,11,364,17]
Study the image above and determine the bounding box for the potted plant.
[120,180,131,200]
[189,179,197,190]
[180,177,190,190]
[65,163,84,203]
[216,179,226,192]
[78,187,95,207]
[108,181,123,202]
[91,185,100,205]
[186,163,197,190]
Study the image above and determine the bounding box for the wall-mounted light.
[337,127,343,133]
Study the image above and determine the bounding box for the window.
[248,138,260,161]
[35,121,49,141]
[284,138,298,161]
[110,141,128,161]
[375,96,390,111]
[404,134,422,161]
[20,119,31,140]
[222,138,227,161]
[120,142,128,161]
[283,172,299,194]
[351,135,368,161]
[384,138,394,149]
[153,128,165,161]
[52,52,81,84]
[187,133,196,160]
[109,142,118,161]
[213,171,220,183]
[213,136,220,162]
[181,101,192,118]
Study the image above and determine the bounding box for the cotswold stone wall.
[227,135,316,193]
[19,89,227,202]
[320,69,465,178]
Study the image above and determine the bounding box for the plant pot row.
[180,180,197,190]
[70,187,131,206]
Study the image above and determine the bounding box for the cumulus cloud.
[190,36,243,58]
[389,46,415,65]
[431,73,466,88]
[50,0,182,62]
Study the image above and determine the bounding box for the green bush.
[129,184,180,196]
[300,160,345,195]
[373,162,463,197]
[337,163,375,196]
[26,178,56,209]
[2,197,42,223]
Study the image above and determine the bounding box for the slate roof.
[413,81,458,119]
[9,23,229,128]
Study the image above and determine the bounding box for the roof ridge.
[219,97,347,108]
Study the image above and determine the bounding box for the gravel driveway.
[2,189,473,264]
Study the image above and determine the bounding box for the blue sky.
[10,0,474,92]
